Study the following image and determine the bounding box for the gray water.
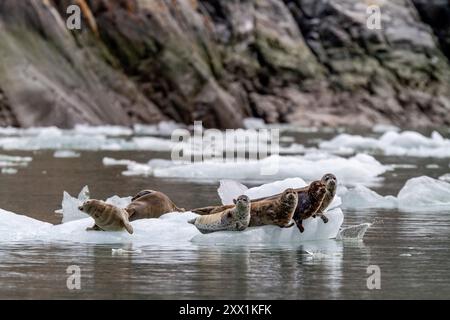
[1,132,450,299]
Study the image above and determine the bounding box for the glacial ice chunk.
[116,154,387,185]
[60,186,90,223]
[53,150,81,158]
[340,176,450,210]
[320,130,450,158]
[336,223,372,240]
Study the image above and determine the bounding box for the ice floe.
[0,154,32,174]
[340,176,450,210]
[320,130,450,158]
[105,153,388,185]
[53,150,81,158]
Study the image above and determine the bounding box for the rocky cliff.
[0,0,449,129]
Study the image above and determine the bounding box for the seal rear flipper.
[131,190,154,202]
[123,221,134,234]
[86,224,102,231]
[191,206,216,215]
[280,222,295,228]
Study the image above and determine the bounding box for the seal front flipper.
[320,215,329,223]
[295,220,305,233]
[123,221,134,234]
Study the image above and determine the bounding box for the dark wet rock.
[1,0,450,128]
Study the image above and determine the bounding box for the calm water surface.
[0,131,450,299]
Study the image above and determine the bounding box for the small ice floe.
[0,154,32,174]
[439,174,450,183]
[426,164,440,169]
[399,253,412,257]
[59,186,91,223]
[1,168,18,175]
[53,150,80,158]
[109,154,388,185]
[341,176,450,211]
[111,248,142,256]
[336,223,372,240]
[320,130,450,158]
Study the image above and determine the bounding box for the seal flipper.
[123,221,134,234]
[131,190,155,202]
[86,224,102,231]
[280,222,295,228]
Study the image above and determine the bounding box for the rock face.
[0,0,450,128]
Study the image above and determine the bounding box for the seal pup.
[126,190,184,221]
[188,195,251,234]
[79,199,134,234]
[249,188,298,228]
[293,181,327,233]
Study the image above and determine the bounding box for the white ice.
[53,150,81,158]
[110,154,388,185]
[340,176,450,210]
[0,154,32,174]
[320,130,450,158]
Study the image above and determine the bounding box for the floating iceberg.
[320,130,450,158]
[108,154,388,185]
[0,154,32,174]
[340,176,450,211]
[53,150,81,158]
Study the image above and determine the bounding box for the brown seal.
[125,190,184,221]
[292,181,327,233]
[249,188,298,228]
[188,195,251,234]
[78,199,133,234]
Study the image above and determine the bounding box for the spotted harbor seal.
[249,188,298,228]
[79,199,134,234]
[293,181,327,233]
[188,195,251,234]
[311,173,337,223]
[125,190,184,221]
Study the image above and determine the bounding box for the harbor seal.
[311,173,336,223]
[249,188,298,228]
[188,195,251,234]
[293,181,327,233]
[79,199,134,234]
[125,190,184,221]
